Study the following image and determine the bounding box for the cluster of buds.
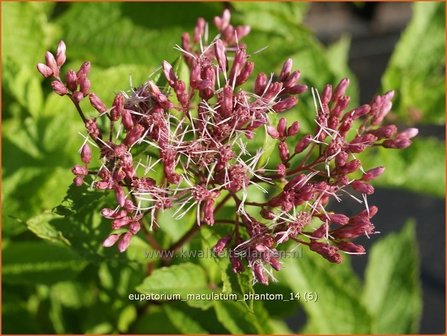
[38,10,417,284]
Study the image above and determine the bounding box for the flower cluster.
[37,10,417,285]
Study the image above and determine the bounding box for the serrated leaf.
[2,241,86,285]
[56,3,221,69]
[163,304,209,334]
[279,249,371,333]
[213,300,269,334]
[136,263,212,309]
[26,212,70,246]
[362,221,422,333]
[382,2,445,124]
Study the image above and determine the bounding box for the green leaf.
[117,305,137,333]
[2,241,86,285]
[382,2,445,124]
[130,306,179,334]
[359,137,445,197]
[362,221,422,333]
[213,299,272,334]
[26,212,71,246]
[163,304,209,334]
[279,249,371,333]
[136,262,212,309]
[232,2,309,34]
[1,2,55,70]
[56,3,222,69]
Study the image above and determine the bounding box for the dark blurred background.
[284,3,445,333]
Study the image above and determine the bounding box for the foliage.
[2,2,442,334]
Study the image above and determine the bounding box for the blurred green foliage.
[2,2,443,334]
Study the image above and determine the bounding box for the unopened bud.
[333,78,349,100]
[266,126,279,139]
[65,70,77,91]
[294,135,312,154]
[81,143,92,164]
[363,166,385,181]
[273,96,297,113]
[89,93,107,113]
[351,180,374,195]
[51,80,68,96]
[287,121,300,136]
[55,40,66,66]
[37,63,53,78]
[103,234,120,247]
[45,51,59,77]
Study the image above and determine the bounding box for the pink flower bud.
[235,25,250,39]
[333,78,349,100]
[45,51,59,77]
[230,254,244,273]
[37,63,53,78]
[89,93,107,113]
[118,232,133,252]
[351,180,374,195]
[337,241,365,254]
[273,96,297,113]
[203,198,216,225]
[214,9,231,31]
[124,124,145,146]
[72,91,84,103]
[287,121,300,136]
[382,138,412,149]
[221,85,233,117]
[114,185,126,207]
[276,163,287,177]
[72,164,88,176]
[111,94,124,121]
[214,39,227,72]
[213,235,232,255]
[363,166,385,181]
[335,151,348,167]
[81,143,92,164]
[309,241,342,263]
[327,213,350,225]
[369,125,397,139]
[351,104,371,119]
[267,126,279,139]
[79,77,91,96]
[65,70,77,91]
[322,84,332,104]
[103,234,120,247]
[255,73,268,96]
[193,17,206,43]
[51,80,68,96]
[398,127,419,139]
[294,135,312,154]
[113,217,131,229]
[162,60,176,87]
[286,84,307,95]
[121,109,134,130]
[278,142,289,162]
[283,71,300,88]
[279,58,293,81]
[77,61,91,79]
[311,223,328,238]
[56,40,66,66]
[253,263,269,285]
[235,61,254,86]
[73,176,84,186]
[277,118,287,137]
[129,221,141,234]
